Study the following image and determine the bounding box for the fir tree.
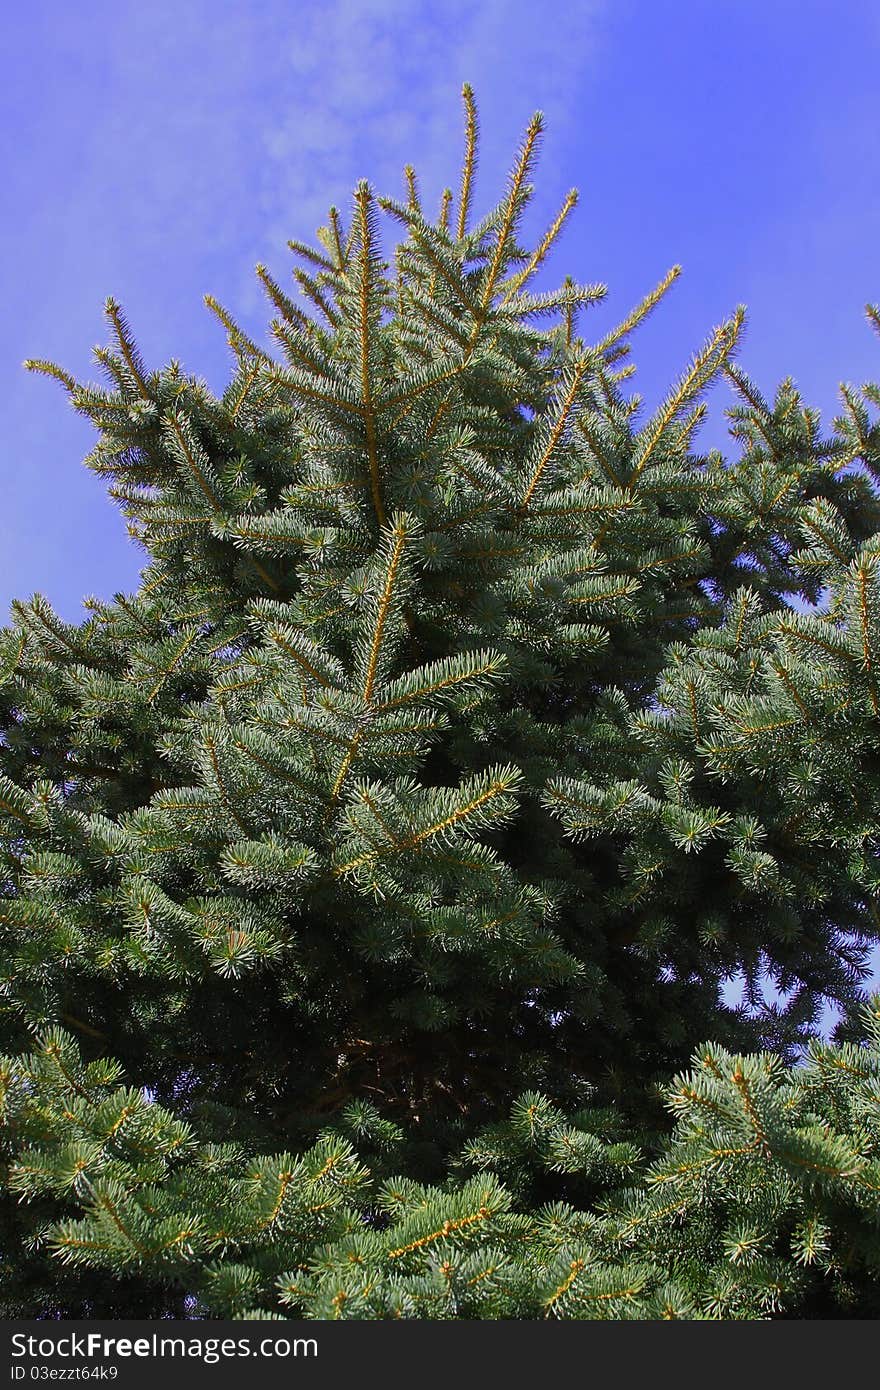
[2,89,880,1318]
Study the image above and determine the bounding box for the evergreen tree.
[2,89,880,1318]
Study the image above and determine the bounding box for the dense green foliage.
[5,1014,880,1319]
[3,91,880,1317]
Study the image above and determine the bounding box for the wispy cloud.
[58,0,608,327]
[13,0,607,325]
[1,0,607,614]
[214,0,609,306]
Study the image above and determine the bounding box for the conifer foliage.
[3,89,880,1318]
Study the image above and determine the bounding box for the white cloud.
[16,0,607,332]
[235,0,608,304]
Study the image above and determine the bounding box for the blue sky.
[2,1,879,1012]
